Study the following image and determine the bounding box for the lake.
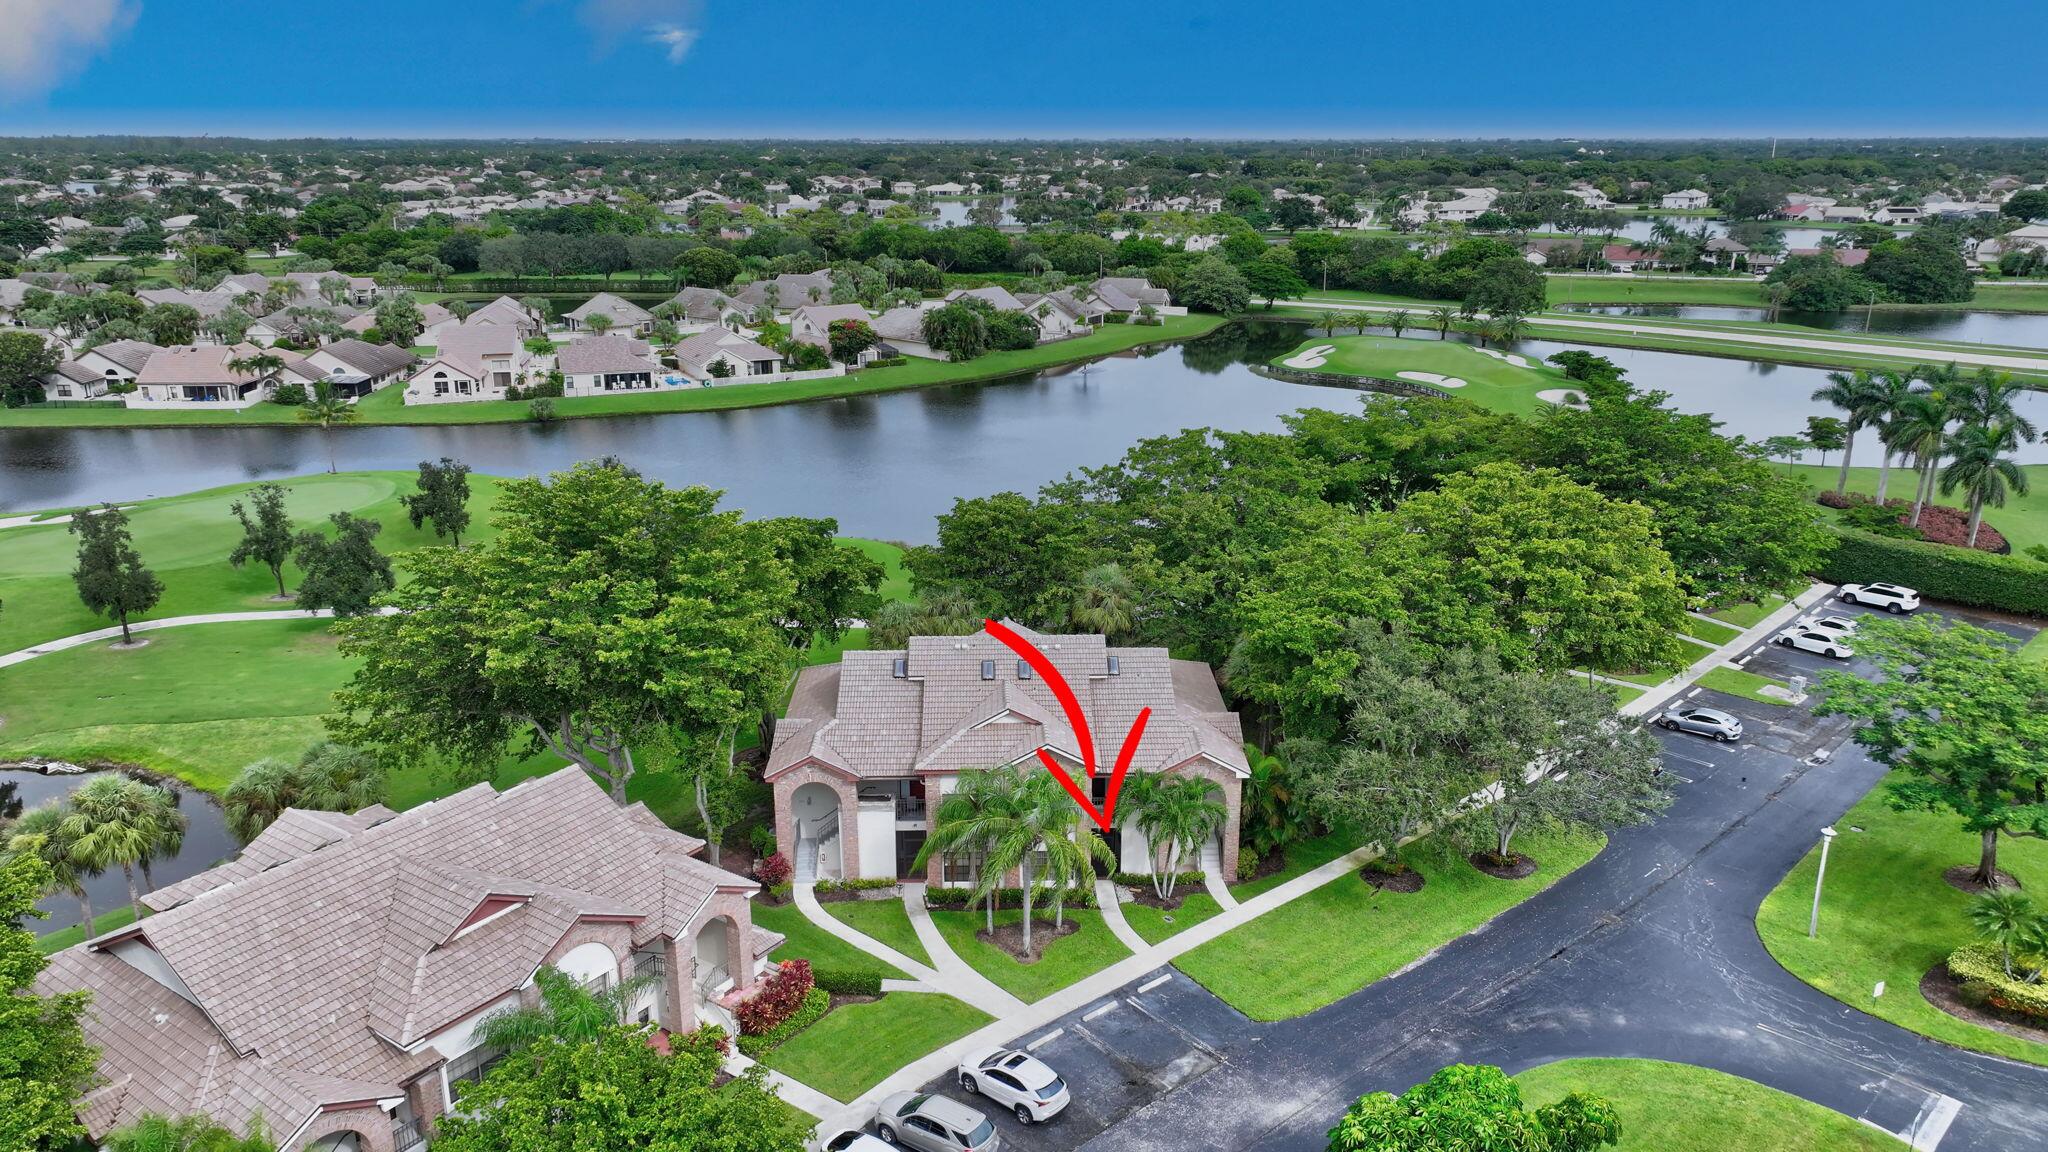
[0,767,236,927]
[3,321,2042,541]
[1556,303,2048,348]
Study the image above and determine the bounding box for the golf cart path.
[0,609,341,669]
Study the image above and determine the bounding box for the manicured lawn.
[825,898,933,969]
[2023,628,2048,665]
[1605,683,1647,706]
[1756,774,2048,1067]
[0,315,1227,428]
[35,907,137,954]
[843,537,913,603]
[1785,463,2048,555]
[1707,596,1791,629]
[1695,664,1793,706]
[1176,830,1604,1021]
[1270,333,1572,418]
[759,992,992,1102]
[1231,827,1362,899]
[1120,891,1224,945]
[1678,614,1745,646]
[752,900,910,982]
[1545,277,1767,308]
[928,907,1131,1003]
[1515,1059,1906,1151]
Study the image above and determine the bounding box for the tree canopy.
[0,853,99,1152]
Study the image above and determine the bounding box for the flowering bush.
[736,959,814,1036]
[754,852,793,887]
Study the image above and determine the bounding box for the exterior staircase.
[795,838,819,883]
[1199,837,1223,878]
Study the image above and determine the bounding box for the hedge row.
[1817,526,2048,617]
[811,966,885,997]
[1111,871,1205,888]
[924,885,1097,909]
[1948,945,2048,1021]
[815,876,898,894]
[736,987,831,1057]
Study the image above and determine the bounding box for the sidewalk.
[897,884,1029,1017]
[0,609,338,669]
[1618,583,1834,718]
[1092,877,1150,952]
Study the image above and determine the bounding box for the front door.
[897,830,927,880]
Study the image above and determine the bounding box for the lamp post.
[1808,825,1838,939]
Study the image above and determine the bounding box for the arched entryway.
[693,914,739,999]
[789,780,844,882]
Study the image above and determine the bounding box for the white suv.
[1837,582,1920,613]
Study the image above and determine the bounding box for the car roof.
[1866,582,1914,593]
[991,1050,1058,1088]
[1684,706,1737,722]
[915,1094,988,1129]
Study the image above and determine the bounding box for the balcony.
[392,1118,427,1152]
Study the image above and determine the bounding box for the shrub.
[1947,944,2048,1021]
[736,987,830,1057]
[268,382,307,406]
[736,959,815,1036]
[810,966,884,996]
[1237,854,1261,883]
[1111,871,1205,888]
[526,397,558,424]
[814,876,898,894]
[1817,526,2048,616]
[748,824,779,858]
[1100,312,1128,324]
[754,852,793,887]
[923,885,1096,909]
[2027,544,2048,565]
[867,355,908,368]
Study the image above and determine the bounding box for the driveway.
[875,603,2048,1151]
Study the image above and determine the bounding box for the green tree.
[61,774,185,918]
[1327,1063,1621,1152]
[676,246,742,289]
[102,1114,275,1152]
[400,457,473,548]
[1427,305,1456,339]
[0,329,61,408]
[291,512,394,617]
[920,298,991,360]
[1462,255,1547,317]
[472,965,659,1055]
[1966,889,2048,981]
[138,302,202,345]
[1242,258,1309,307]
[1804,415,1849,467]
[222,742,387,843]
[298,379,358,473]
[431,1024,807,1152]
[227,482,295,597]
[1940,421,2030,548]
[71,504,163,645]
[826,318,880,365]
[1066,562,1136,639]
[375,295,427,348]
[1172,256,1252,314]
[1238,744,1304,863]
[329,461,793,804]
[1125,773,1227,901]
[760,517,884,653]
[0,853,98,1152]
[1759,434,1810,474]
[3,803,96,929]
[1816,616,2048,886]
[1810,369,1885,494]
[916,765,1031,931]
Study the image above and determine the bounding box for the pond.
[0,766,237,928]
[925,196,1019,228]
[1555,303,2048,349]
[3,321,2043,541]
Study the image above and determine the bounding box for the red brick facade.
[771,763,859,878]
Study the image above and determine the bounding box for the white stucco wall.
[554,940,619,986]
[1118,816,1153,874]
[858,801,897,879]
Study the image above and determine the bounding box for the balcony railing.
[392,1119,427,1152]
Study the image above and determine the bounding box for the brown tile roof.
[319,339,416,378]
[420,325,524,379]
[86,338,166,374]
[767,624,1249,782]
[39,769,748,1143]
[556,334,661,376]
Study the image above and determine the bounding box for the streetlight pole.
[1808,826,1838,939]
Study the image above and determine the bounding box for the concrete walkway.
[0,609,338,669]
[898,884,1030,1018]
[791,883,947,986]
[723,1050,841,1118]
[1203,867,1239,910]
[1092,877,1150,953]
[1615,583,1832,718]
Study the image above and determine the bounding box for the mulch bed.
[977,917,1079,962]
[827,992,879,1010]
[1235,849,1289,887]
[1125,887,1190,911]
[1360,866,1426,893]
[1468,852,1540,880]
[1943,866,2023,896]
[1920,965,2048,1044]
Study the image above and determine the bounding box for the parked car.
[1798,614,1860,639]
[1775,626,1854,659]
[1837,582,1920,613]
[817,1132,895,1152]
[1656,705,1744,742]
[958,1046,1071,1124]
[875,1092,1000,1152]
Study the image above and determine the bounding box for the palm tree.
[585,312,615,337]
[916,766,1029,933]
[1427,305,1456,340]
[1067,563,1136,639]
[1239,743,1301,864]
[1495,310,1527,345]
[1035,803,1114,933]
[4,802,96,929]
[1967,888,2046,980]
[1941,422,2030,548]
[299,379,358,473]
[472,965,660,1056]
[1948,367,2038,444]
[1385,309,1411,339]
[1810,369,1886,496]
[61,774,184,919]
[1318,310,1346,337]
[1883,387,1951,527]
[103,1113,275,1152]
[1129,773,1227,902]
[226,351,285,384]
[1865,369,1920,503]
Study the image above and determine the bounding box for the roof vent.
[981,659,996,680]
[891,657,907,679]
[1018,660,1033,679]
[1107,655,1121,676]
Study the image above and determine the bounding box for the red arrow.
[983,619,1149,832]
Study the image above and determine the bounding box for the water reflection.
[0,768,236,926]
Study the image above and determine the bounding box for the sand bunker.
[1397,371,1466,388]
[1283,344,1337,369]
[1473,348,1535,368]
[1537,388,1588,408]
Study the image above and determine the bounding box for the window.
[981,659,995,680]
[1017,660,1032,679]
[433,381,448,396]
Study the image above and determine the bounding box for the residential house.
[788,303,877,362]
[460,296,544,338]
[37,769,772,1152]
[870,303,946,360]
[130,343,303,408]
[942,286,1082,342]
[344,301,461,346]
[672,328,783,382]
[1821,205,1872,224]
[401,326,531,404]
[1703,237,1750,269]
[667,287,755,335]
[732,271,835,316]
[1789,247,1872,268]
[40,360,115,402]
[1088,276,1184,317]
[70,339,164,391]
[1601,244,1662,272]
[1872,204,1923,225]
[137,287,240,319]
[1660,189,1711,211]
[302,340,417,398]
[563,292,655,335]
[558,335,666,396]
[248,304,361,348]
[767,623,1250,885]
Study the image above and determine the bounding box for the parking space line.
[1083,1001,1119,1021]
[1025,1028,1063,1051]
[1136,974,1172,994]
[1900,1093,1962,1151]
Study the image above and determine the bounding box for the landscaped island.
[1269,333,1584,417]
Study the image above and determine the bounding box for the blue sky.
[1,0,2042,138]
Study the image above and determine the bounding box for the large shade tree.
[0,854,99,1152]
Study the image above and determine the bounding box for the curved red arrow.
[984,619,1149,832]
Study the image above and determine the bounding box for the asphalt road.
[897,601,2048,1152]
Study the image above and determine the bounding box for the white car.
[817,1132,895,1152]
[1837,582,1920,613]
[1798,614,1860,639]
[957,1046,1071,1124]
[1775,626,1854,659]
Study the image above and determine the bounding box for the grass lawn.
[752,900,910,982]
[1231,827,1363,899]
[843,537,914,603]
[1677,614,1744,646]
[1605,683,1647,707]
[1545,277,1768,308]
[1270,333,1573,418]
[1515,1059,1905,1151]
[35,907,138,955]
[1785,463,2048,555]
[1695,664,1793,706]
[928,907,1131,1003]
[1707,596,1791,629]
[824,899,933,969]
[2024,628,2048,665]
[1176,830,1604,1021]
[1756,774,2048,1067]
[0,315,1226,428]
[1120,891,1224,946]
[759,992,992,1102]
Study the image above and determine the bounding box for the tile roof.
[667,286,747,321]
[462,296,538,329]
[84,338,166,374]
[557,334,661,375]
[135,343,274,386]
[674,328,778,371]
[767,624,1249,782]
[732,271,834,310]
[421,325,524,379]
[318,339,416,378]
[564,292,654,325]
[39,769,743,1143]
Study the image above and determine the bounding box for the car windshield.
[902,1094,930,1115]
[1036,1077,1066,1099]
[967,1119,996,1144]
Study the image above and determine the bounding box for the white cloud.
[574,0,702,64]
[0,0,138,98]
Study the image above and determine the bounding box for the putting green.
[1271,335,1572,417]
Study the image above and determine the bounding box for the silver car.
[875,1092,1000,1152]
[1657,705,1743,742]
[958,1046,1071,1124]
